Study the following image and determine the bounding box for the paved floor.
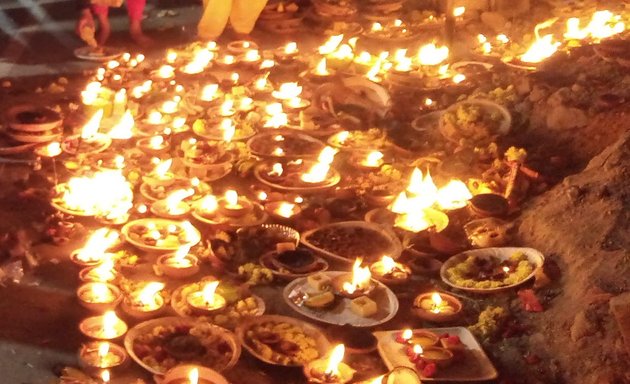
[0,0,200,78]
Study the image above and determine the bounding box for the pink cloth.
[91,0,145,22]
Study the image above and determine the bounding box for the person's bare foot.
[96,18,111,46]
[130,22,153,47]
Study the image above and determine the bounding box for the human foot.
[96,18,111,46]
[130,24,153,47]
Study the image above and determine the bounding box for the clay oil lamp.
[304,344,355,384]
[349,150,385,171]
[159,97,181,115]
[240,49,262,69]
[143,110,172,129]
[265,201,302,222]
[79,311,128,340]
[163,365,229,384]
[369,255,411,285]
[79,258,118,283]
[332,258,375,299]
[413,292,462,323]
[63,110,112,155]
[157,244,200,279]
[325,43,354,70]
[93,154,126,172]
[198,83,223,106]
[180,50,213,77]
[352,51,377,74]
[136,135,170,156]
[274,42,299,64]
[142,158,176,188]
[468,193,509,218]
[77,282,123,312]
[272,82,302,101]
[364,188,396,208]
[154,64,176,80]
[151,189,193,219]
[209,100,236,120]
[395,329,439,348]
[252,76,274,97]
[237,97,255,113]
[301,146,338,185]
[218,190,253,218]
[227,40,259,55]
[215,54,237,70]
[186,281,226,315]
[78,341,127,371]
[408,344,454,368]
[307,57,335,83]
[70,228,120,267]
[34,141,63,158]
[284,96,311,112]
[121,282,166,320]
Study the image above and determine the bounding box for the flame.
[136,282,165,308]
[183,49,213,74]
[284,42,298,54]
[113,155,125,169]
[165,189,193,214]
[301,163,330,184]
[153,159,173,179]
[372,22,383,32]
[324,344,345,377]
[147,111,163,125]
[101,370,110,383]
[269,163,284,177]
[288,97,305,109]
[432,292,443,306]
[453,6,465,17]
[200,84,219,101]
[188,368,199,384]
[273,147,285,157]
[417,43,449,66]
[230,73,240,84]
[318,146,337,165]
[520,18,560,63]
[257,191,268,201]
[102,311,120,338]
[244,50,261,62]
[260,59,275,69]
[157,65,175,79]
[173,244,192,267]
[362,151,384,167]
[220,99,235,116]
[276,202,296,218]
[149,135,164,149]
[90,282,112,302]
[413,344,423,355]
[355,51,373,64]
[61,171,133,218]
[109,110,134,140]
[224,190,239,207]
[220,119,236,142]
[255,77,268,90]
[367,376,384,384]
[222,55,235,65]
[319,34,344,55]
[452,73,466,84]
[315,58,330,76]
[380,256,397,274]
[331,44,353,60]
[402,329,413,341]
[390,192,409,214]
[98,341,109,360]
[76,228,119,263]
[342,258,371,294]
[90,258,116,281]
[201,281,220,306]
[503,266,511,273]
[424,98,434,107]
[166,50,177,63]
[565,10,625,41]
[44,141,62,157]
[395,210,432,233]
[200,195,218,213]
[266,103,283,116]
[275,82,302,99]
[181,221,199,244]
[437,180,472,209]
[239,97,253,111]
[81,109,103,140]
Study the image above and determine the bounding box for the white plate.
[438,99,511,144]
[124,317,241,375]
[235,315,331,367]
[283,271,399,327]
[440,247,545,294]
[374,327,498,382]
[121,218,201,252]
[301,221,403,265]
[74,46,122,62]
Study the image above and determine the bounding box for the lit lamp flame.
[44,141,62,157]
[324,344,346,378]
[91,258,116,281]
[417,43,449,66]
[315,58,330,76]
[188,368,199,384]
[520,18,560,63]
[157,65,175,79]
[436,180,472,210]
[147,110,163,125]
[371,22,383,32]
[153,159,173,179]
[342,258,371,294]
[62,171,133,219]
[319,34,344,55]
[244,50,261,62]
[362,151,384,167]
[173,244,193,267]
[452,73,466,84]
[81,109,103,140]
[109,110,134,140]
[76,228,119,263]
[431,292,443,313]
[380,255,397,274]
[406,168,438,208]
[102,311,120,339]
[276,202,296,218]
[200,195,218,213]
[201,281,220,306]
[220,100,235,116]
[275,82,303,99]
[390,192,410,214]
[149,135,164,149]
[285,42,298,54]
[200,84,219,102]
[101,370,110,383]
[165,189,193,214]
[255,77,268,90]
[135,282,165,309]
[269,163,284,177]
[98,342,109,362]
[453,6,465,17]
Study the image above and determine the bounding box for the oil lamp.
[408,344,454,368]
[284,96,311,112]
[78,341,127,370]
[227,40,258,55]
[136,135,170,156]
[333,258,373,299]
[436,180,472,210]
[157,244,200,279]
[369,255,410,285]
[218,190,253,218]
[121,282,166,319]
[79,258,117,283]
[272,82,302,100]
[79,311,128,340]
[186,281,227,315]
[253,76,273,96]
[151,189,193,219]
[77,282,122,312]
[145,110,171,127]
[416,43,449,66]
[275,41,299,63]
[70,228,120,267]
[318,34,344,55]
[395,329,438,347]
[265,201,302,222]
[156,64,175,79]
[413,292,462,323]
[163,365,228,384]
[199,84,222,104]
[160,97,180,114]
[309,58,335,81]
[304,344,355,384]
[108,110,134,140]
[242,49,262,66]
[352,150,384,171]
[301,146,337,184]
[36,141,62,158]
[143,158,175,188]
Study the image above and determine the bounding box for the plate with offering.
[260,248,329,280]
[254,159,341,193]
[441,247,544,294]
[374,327,498,381]
[301,221,403,264]
[121,218,201,252]
[283,271,399,327]
[124,317,240,375]
[236,315,330,367]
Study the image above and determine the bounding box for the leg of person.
[229,0,268,36]
[127,0,152,46]
[198,0,233,40]
[91,4,111,45]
